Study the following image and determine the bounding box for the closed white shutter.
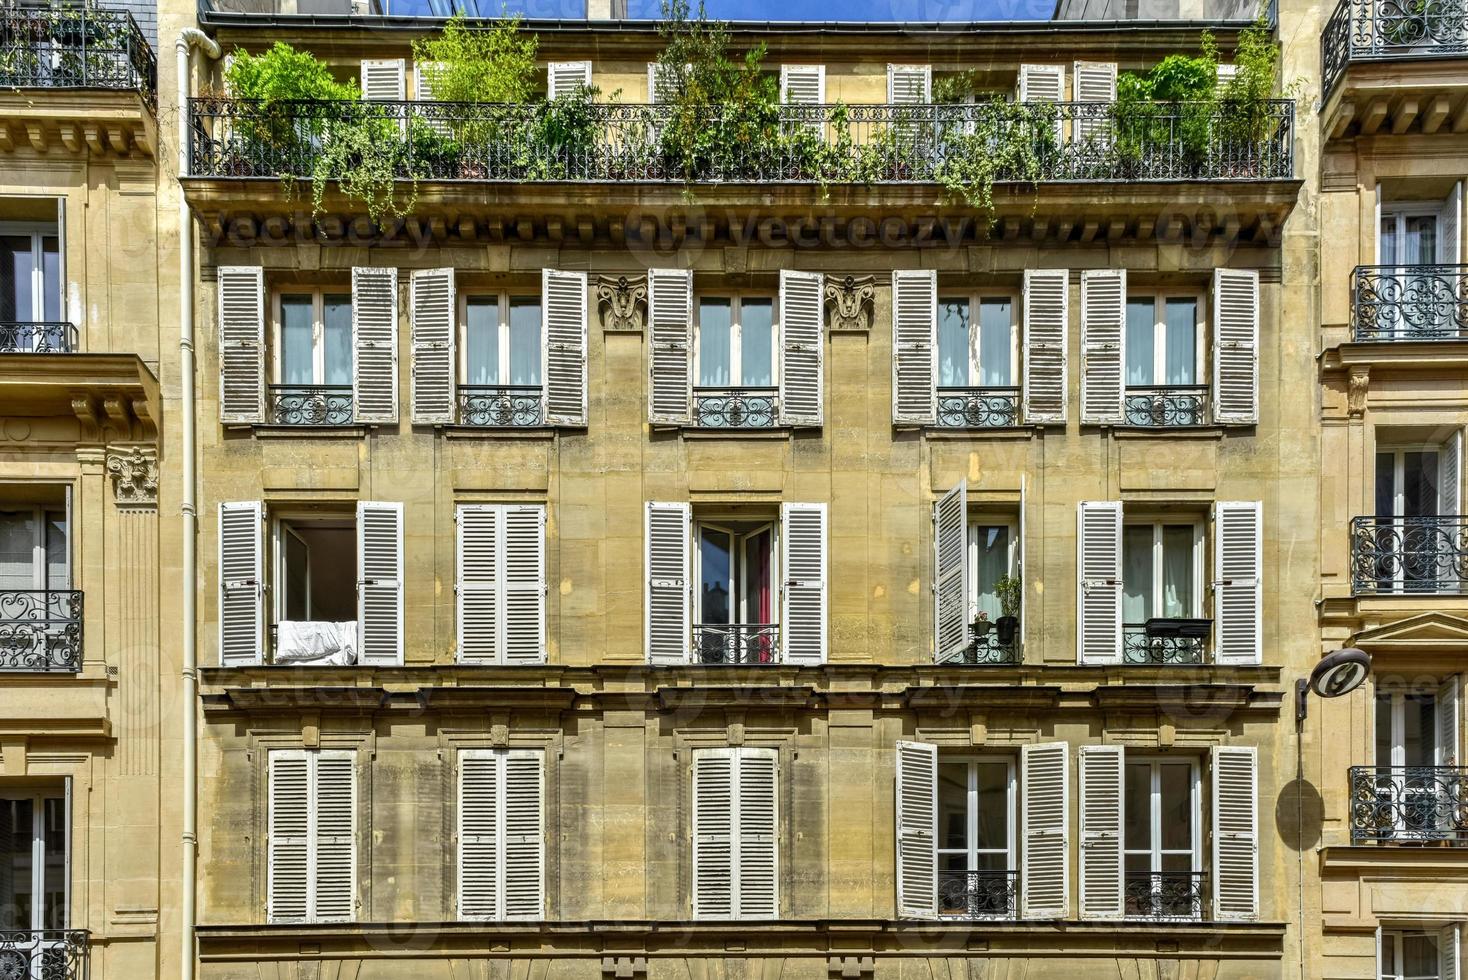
[547,61,592,99]
[267,750,310,923]
[1211,745,1259,921]
[409,267,455,424]
[456,504,501,665]
[1080,269,1126,424]
[218,501,263,666]
[778,269,823,426]
[457,749,501,920]
[1212,268,1259,425]
[269,750,356,925]
[779,64,825,104]
[217,266,264,423]
[1077,501,1123,665]
[932,481,969,662]
[356,501,403,666]
[648,268,692,425]
[892,269,937,425]
[894,740,937,919]
[1213,501,1262,666]
[1443,924,1461,980]
[360,58,405,100]
[887,64,931,103]
[1440,676,1461,766]
[1022,268,1069,424]
[1072,61,1117,142]
[693,747,778,921]
[1443,181,1463,265]
[781,502,827,665]
[1018,64,1064,102]
[312,751,356,922]
[543,269,589,426]
[503,505,546,665]
[1443,429,1463,517]
[692,748,735,918]
[736,748,779,919]
[352,266,399,424]
[457,748,545,922]
[646,501,691,665]
[1078,744,1124,920]
[1021,742,1070,919]
[502,749,545,920]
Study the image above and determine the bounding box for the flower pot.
[995,616,1019,644]
[974,619,993,638]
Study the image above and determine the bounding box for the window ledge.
[442,425,561,440]
[923,426,1037,440]
[1109,425,1229,440]
[678,427,794,440]
[240,424,371,438]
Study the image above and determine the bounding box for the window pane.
[464,297,500,385]
[279,296,314,385]
[978,299,1012,386]
[1160,525,1194,618]
[1406,215,1437,265]
[44,510,66,591]
[1163,298,1196,386]
[742,528,773,623]
[322,296,352,386]
[1404,451,1441,518]
[41,236,60,322]
[1126,298,1156,386]
[41,797,65,930]
[1402,933,1439,977]
[1159,764,1192,851]
[973,525,1010,622]
[509,299,541,385]
[741,299,774,387]
[1376,692,1393,768]
[1375,452,1396,518]
[938,298,970,388]
[937,763,968,851]
[1381,931,1397,974]
[1122,525,1154,623]
[0,799,34,929]
[1124,762,1150,851]
[1380,215,1400,265]
[974,761,1009,852]
[698,528,732,625]
[0,235,34,323]
[698,299,732,387]
[1404,693,1436,767]
[283,529,310,622]
[0,510,37,592]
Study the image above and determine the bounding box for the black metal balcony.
[1323,0,1468,100]
[1124,871,1206,919]
[1350,765,1468,843]
[1123,386,1209,427]
[1350,516,1468,594]
[0,930,89,979]
[1122,619,1209,665]
[692,623,779,665]
[0,589,83,671]
[935,387,1021,428]
[267,384,354,426]
[1350,265,1468,341]
[457,385,545,427]
[692,387,778,429]
[0,5,155,108]
[937,621,1020,665]
[0,321,76,353]
[937,870,1017,919]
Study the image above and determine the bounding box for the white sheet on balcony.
[275,620,358,666]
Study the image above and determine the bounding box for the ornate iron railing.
[1349,765,1468,842]
[937,870,1017,919]
[692,623,779,665]
[937,622,1020,665]
[457,385,545,427]
[692,387,778,428]
[1351,264,1468,340]
[935,387,1021,428]
[0,590,83,672]
[0,5,155,107]
[0,930,89,979]
[1350,516,1468,594]
[186,98,1294,184]
[0,321,76,353]
[1122,621,1209,665]
[1124,872,1206,919]
[1323,0,1468,100]
[1124,386,1209,427]
[267,384,354,426]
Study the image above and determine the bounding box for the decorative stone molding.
[597,275,648,334]
[824,275,876,332]
[828,956,874,978]
[1348,366,1370,417]
[602,957,647,978]
[106,446,158,506]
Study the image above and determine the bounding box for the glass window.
[1123,522,1199,624]
[1164,299,1197,386]
[464,296,500,385]
[0,793,68,932]
[935,758,1015,918]
[971,524,1013,622]
[1376,690,1440,768]
[1380,930,1443,980]
[508,298,541,386]
[1126,298,1155,386]
[695,296,776,389]
[1123,759,1198,917]
[694,519,775,664]
[1380,209,1441,266]
[1127,295,1197,387]
[741,299,774,388]
[698,299,733,387]
[977,299,1012,387]
[938,298,970,388]
[460,294,541,388]
[938,295,1014,390]
[1376,448,1444,519]
[277,291,350,388]
[0,506,68,592]
[322,295,352,386]
[0,229,61,325]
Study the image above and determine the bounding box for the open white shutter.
[502,749,545,920]
[415,60,442,101]
[1215,62,1238,90]
[1439,676,1460,766]
[692,748,735,919]
[543,269,589,426]
[932,481,969,662]
[1077,501,1123,665]
[892,269,937,425]
[1211,745,1259,921]
[503,505,546,665]
[1018,64,1064,102]
[267,750,310,923]
[356,501,403,666]
[648,268,692,425]
[887,64,931,103]
[647,62,680,103]
[1019,474,1028,652]
[217,266,264,424]
[1072,61,1117,142]
[1214,501,1262,666]
[1443,924,1462,980]
[1443,428,1463,517]
[778,269,824,426]
[779,64,825,104]
[1444,181,1463,265]
[895,740,938,919]
[1080,269,1125,424]
[352,266,399,424]
[456,504,501,664]
[360,59,405,100]
[458,750,501,920]
[218,501,263,666]
[312,751,356,922]
[1021,742,1070,919]
[1023,268,1069,424]
[736,748,779,919]
[646,501,690,665]
[781,502,827,665]
[1212,268,1259,425]
[1079,744,1124,920]
[547,61,592,99]
[409,267,455,424]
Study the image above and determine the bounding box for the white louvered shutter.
[360,59,405,101]
[1079,744,1124,920]
[646,501,690,665]
[778,269,823,426]
[219,501,263,666]
[1021,742,1070,919]
[932,481,969,662]
[217,266,264,423]
[648,268,692,425]
[1080,269,1126,424]
[1072,61,1117,142]
[736,748,779,919]
[312,752,356,922]
[892,269,937,425]
[779,64,825,104]
[1444,182,1463,265]
[456,505,500,665]
[1213,268,1259,425]
[1214,501,1262,666]
[356,501,403,666]
[647,62,679,103]
[352,266,399,424]
[1023,268,1069,424]
[458,749,500,920]
[1077,501,1123,665]
[503,749,545,920]
[1443,429,1463,517]
[543,269,589,426]
[415,60,442,101]
[1439,676,1461,766]
[692,748,735,918]
[267,750,310,923]
[895,740,938,919]
[781,502,827,665]
[1215,63,1238,90]
[503,505,546,665]
[1018,64,1064,102]
[1019,474,1028,652]
[547,61,592,99]
[887,64,931,103]
[1443,924,1462,980]
[409,267,455,424]
[1211,745,1258,921]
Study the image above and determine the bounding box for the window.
[695,518,777,664]
[1369,679,1460,841]
[0,502,68,593]
[1122,757,1202,919]
[0,225,60,324]
[1377,447,1448,520]
[271,511,357,665]
[1124,294,1204,426]
[460,292,543,426]
[0,791,69,933]
[694,295,777,428]
[692,746,778,920]
[936,757,1016,919]
[0,490,77,672]
[269,288,353,425]
[267,749,356,924]
[456,504,546,665]
[457,748,545,921]
[935,293,1019,428]
[968,520,1017,624]
[1381,207,1442,266]
[1379,927,1461,980]
[1121,520,1203,624]
[1369,439,1462,592]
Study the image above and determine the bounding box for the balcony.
[0,5,155,104]
[1350,766,1468,843]
[935,387,1021,428]
[0,321,77,353]
[267,384,353,426]
[1350,516,1468,595]
[1124,871,1206,920]
[937,870,1017,920]
[457,385,544,427]
[1123,386,1209,427]
[1351,265,1468,341]
[692,623,779,665]
[937,621,1021,666]
[1122,619,1210,665]
[692,388,778,429]
[0,590,83,672]
[0,930,89,979]
[1323,0,1468,100]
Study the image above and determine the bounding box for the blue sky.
[387,0,1057,20]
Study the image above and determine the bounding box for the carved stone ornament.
[824,274,876,332]
[597,275,649,333]
[106,446,158,506]
[1348,366,1370,418]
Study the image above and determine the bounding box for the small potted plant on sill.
[972,610,992,639]
[994,575,1022,645]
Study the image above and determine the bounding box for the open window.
[0,486,78,672]
[1379,926,1460,980]
[695,517,777,664]
[273,511,358,665]
[933,480,1024,666]
[1361,182,1462,341]
[0,210,66,353]
[1122,516,1205,664]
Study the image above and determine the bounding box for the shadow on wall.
[1275,777,1325,852]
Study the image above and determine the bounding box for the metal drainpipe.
[176,26,219,980]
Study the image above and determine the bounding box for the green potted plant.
[994,575,1022,645]
[972,610,992,638]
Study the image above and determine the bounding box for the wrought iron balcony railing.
[1350,765,1468,843]
[1351,264,1468,340]
[457,385,545,427]
[0,5,155,107]
[0,590,83,672]
[1122,620,1209,665]
[1124,871,1206,920]
[935,387,1021,428]
[0,930,89,980]
[692,623,779,665]
[1350,515,1468,594]
[267,384,354,426]
[1123,386,1209,427]
[693,387,778,429]
[1323,0,1468,100]
[937,870,1017,919]
[936,621,1020,666]
[186,98,1295,184]
[0,321,76,353]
